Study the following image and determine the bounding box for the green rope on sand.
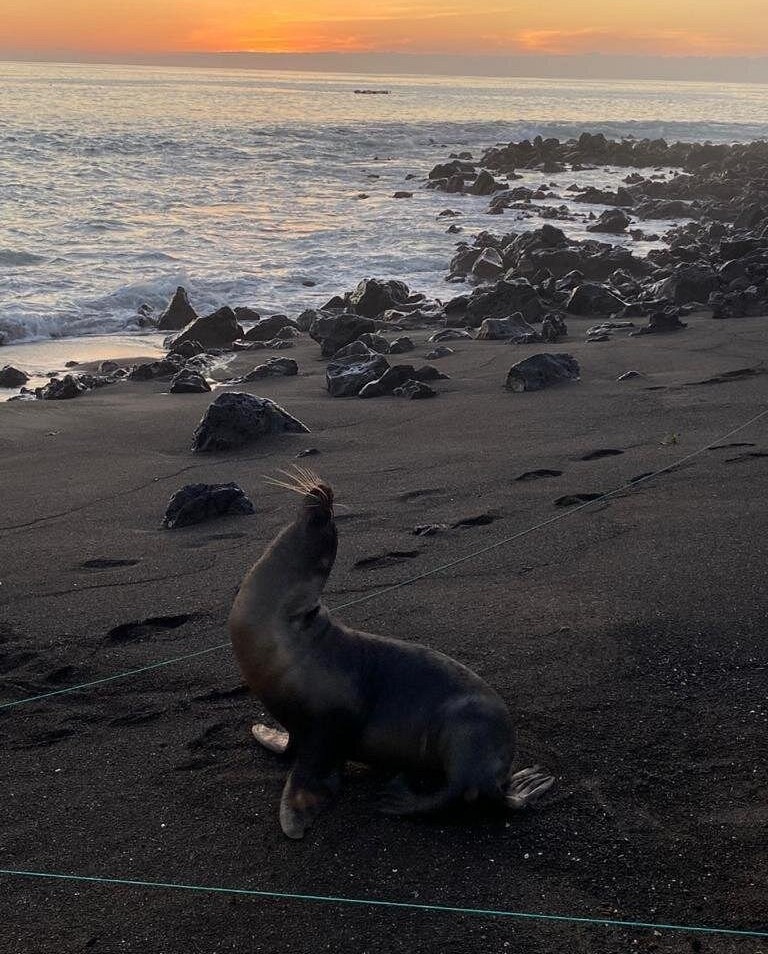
[2,407,766,713]
[1,869,766,939]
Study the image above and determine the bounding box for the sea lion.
[229,468,554,839]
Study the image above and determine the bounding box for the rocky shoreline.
[2,132,767,409]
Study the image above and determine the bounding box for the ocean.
[2,61,768,350]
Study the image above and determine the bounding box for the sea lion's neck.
[228,513,337,674]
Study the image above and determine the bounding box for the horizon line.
[3,49,768,85]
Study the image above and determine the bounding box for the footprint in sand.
[106,614,193,643]
[451,513,499,528]
[515,469,563,481]
[554,493,605,508]
[354,550,421,570]
[79,558,141,569]
[396,488,446,502]
[578,449,625,461]
[724,450,768,463]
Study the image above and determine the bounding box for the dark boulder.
[587,209,631,234]
[168,338,205,359]
[310,313,377,357]
[477,313,540,341]
[630,312,688,335]
[243,314,296,342]
[540,314,568,342]
[166,306,243,350]
[505,353,580,392]
[465,279,543,326]
[468,170,501,196]
[35,373,112,400]
[359,365,423,398]
[326,353,390,397]
[0,366,29,388]
[388,336,415,354]
[348,278,410,318]
[471,247,505,281]
[162,482,255,529]
[565,283,625,316]
[655,264,719,304]
[393,380,437,399]
[169,369,211,394]
[129,358,182,381]
[357,332,390,354]
[157,286,197,331]
[192,392,309,452]
[240,357,299,380]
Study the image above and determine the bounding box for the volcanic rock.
[169,369,211,394]
[162,482,255,529]
[310,313,377,357]
[565,283,625,316]
[505,353,580,392]
[0,366,29,388]
[157,286,198,331]
[192,392,309,452]
[167,306,243,349]
[326,353,390,397]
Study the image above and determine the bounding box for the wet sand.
[1,314,767,953]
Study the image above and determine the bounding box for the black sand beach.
[2,312,767,952]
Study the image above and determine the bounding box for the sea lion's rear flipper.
[251,723,290,755]
[504,765,555,809]
[279,766,341,839]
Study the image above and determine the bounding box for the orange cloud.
[512,28,767,56]
[2,0,768,57]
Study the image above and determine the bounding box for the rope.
[2,406,766,713]
[1,869,765,939]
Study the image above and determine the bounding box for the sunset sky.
[3,0,768,58]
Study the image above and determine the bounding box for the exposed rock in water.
[157,286,198,331]
[326,353,390,397]
[169,369,211,393]
[163,482,255,529]
[310,312,377,357]
[565,283,625,316]
[192,392,309,452]
[587,209,631,234]
[505,353,580,392]
[349,278,411,318]
[477,313,540,341]
[0,366,29,387]
[166,306,244,350]
[471,247,505,281]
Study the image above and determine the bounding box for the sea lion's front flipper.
[251,723,290,755]
[504,765,555,809]
[279,766,341,839]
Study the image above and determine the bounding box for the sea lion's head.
[265,468,338,587]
